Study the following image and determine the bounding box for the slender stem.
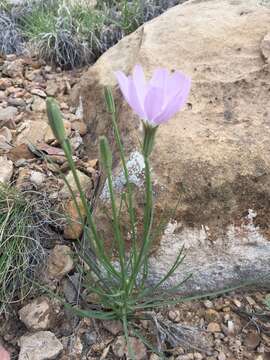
[110,111,137,267]
[61,139,121,280]
[127,155,154,294]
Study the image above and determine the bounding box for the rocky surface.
[72,0,270,292]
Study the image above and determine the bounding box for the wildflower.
[115,64,191,127]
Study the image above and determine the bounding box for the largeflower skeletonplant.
[115,64,191,127]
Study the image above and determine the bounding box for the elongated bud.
[46,97,67,144]
[104,87,116,114]
[99,136,112,172]
[142,122,158,158]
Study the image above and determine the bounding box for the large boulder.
[72,0,270,293]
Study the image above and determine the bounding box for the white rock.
[0,156,13,183]
[30,171,45,186]
[18,331,63,360]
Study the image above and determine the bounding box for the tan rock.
[103,320,123,335]
[71,120,87,136]
[60,169,92,198]
[2,59,24,78]
[44,120,71,144]
[63,197,87,239]
[112,336,147,359]
[47,245,74,279]
[205,309,221,323]
[18,331,63,360]
[16,120,49,145]
[72,0,270,293]
[0,156,13,183]
[19,297,54,331]
[207,322,221,333]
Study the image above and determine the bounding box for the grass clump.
[0,0,185,68]
[0,184,50,314]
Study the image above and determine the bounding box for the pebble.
[31,88,47,98]
[112,336,147,359]
[207,322,221,333]
[103,320,123,335]
[0,106,18,122]
[0,157,13,183]
[30,171,45,186]
[47,245,74,279]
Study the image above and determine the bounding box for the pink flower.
[0,346,10,360]
[115,64,191,127]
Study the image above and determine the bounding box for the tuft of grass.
[0,11,24,55]
[0,184,55,314]
[0,0,186,67]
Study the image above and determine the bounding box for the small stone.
[0,106,18,123]
[44,120,71,144]
[60,170,92,198]
[0,78,12,90]
[2,59,24,78]
[203,300,214,309]
[47,245,74,279]
[149,355,160,360]
[261,32,270,63]
[32,96,46,112]
[71,120,87,136]
[207,322,221,333]
[18,331,63,360]
[205,309,221,322]
[60,102,69,110]
[45,81,59,97]
[63,197,87,239]
[168,309,181,322]
[112,336,147,359]
[227,320,235,335]
[244,331,261,350]
[218,352,226,360]
[31,88,47,98]
[8,97,26,108]
[0,127,12,150]
[19,297,54,331]
[246,296,256,306]
[103,320,123,335]
[233,299,242,308]
[30,171,45,186]
[0,156,13,183]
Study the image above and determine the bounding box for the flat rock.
[18,331,63,360]
[72,0,270,293]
